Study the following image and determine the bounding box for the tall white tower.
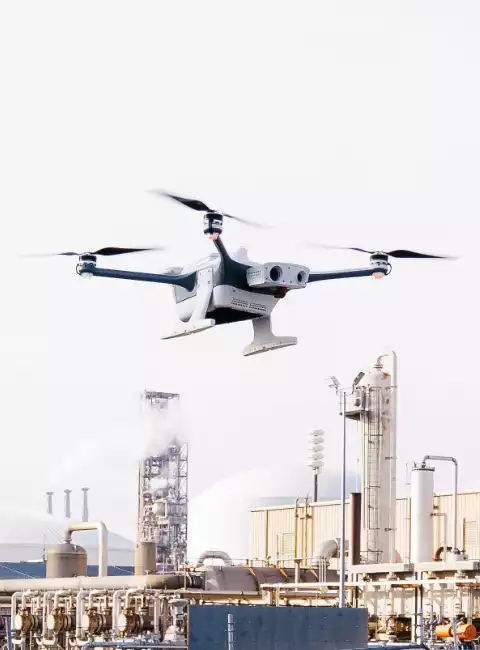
[345,352,397,564]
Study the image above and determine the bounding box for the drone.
[37,192,454,356]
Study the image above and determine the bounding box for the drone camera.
[246,262,310,290]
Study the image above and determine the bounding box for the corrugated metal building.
[249,490,480,567]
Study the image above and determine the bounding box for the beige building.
[249,490,480,568]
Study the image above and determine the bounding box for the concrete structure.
[249,490,480,567]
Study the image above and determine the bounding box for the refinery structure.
[137,390,188,572]
[4,353,480,650]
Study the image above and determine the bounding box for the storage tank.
[134,541,157,575]
[46,542,87,578]
[411,463,435,563]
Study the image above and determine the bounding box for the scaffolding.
[137,391,188,571]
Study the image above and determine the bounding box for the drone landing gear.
[162,318,215,339]
[243,316,297,357]
[161,268,216,340]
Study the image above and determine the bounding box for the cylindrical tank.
[411,463,435,563]
[46,542,87,578]
[435,624,476,641]
[134,541,157,575]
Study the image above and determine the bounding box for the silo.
[410,463,435,563]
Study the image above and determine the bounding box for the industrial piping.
[65,522,108,577]
[422,455,459,555]
[197,549,233,566]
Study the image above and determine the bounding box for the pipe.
[64,489,72,519]
[432,512,448,561]
[53,590,71,608]
[87,589,106,608]
[65,522,108,577]
[260,578,480,590]
[41,591,54,637]
[339,389,347,607]
[75,589,86,642]
[153,594,161,635]
[294,558,301,583]
[350,492,362,566]
[81,488,89,523]
[46,493,54,516]
[0,573,198,593]
[293,497,299,561]
[10,592,21,625]
[422,455,459,554]
[197,549,233,566]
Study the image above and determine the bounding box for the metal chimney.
[64,489,72,519]
[46,492,54,516]
[81,487,89,522]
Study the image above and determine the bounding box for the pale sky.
[0,1,479,553]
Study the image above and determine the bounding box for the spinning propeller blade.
[149,189,272,229]
[303,242,455,260]
[23,246,166,258]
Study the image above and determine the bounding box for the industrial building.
[6,353,480,650]
[249,489,480,567]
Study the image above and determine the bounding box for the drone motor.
[203,212,223,239]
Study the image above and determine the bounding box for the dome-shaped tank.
[46,542,87,578]
[134,541,157,575]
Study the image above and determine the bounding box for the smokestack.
[64,489,72,519]
[82,487,89,522]
[350,492,362,566]
[46,492,54,516]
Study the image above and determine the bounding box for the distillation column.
[345,353,397,564]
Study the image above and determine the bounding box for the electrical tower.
[137,391,188,572]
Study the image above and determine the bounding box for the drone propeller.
[149,190,272,229]
[23,246,166,258]
[303,242,455,260]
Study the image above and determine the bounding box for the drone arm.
[308,265,389,283]
[77,264,197,290]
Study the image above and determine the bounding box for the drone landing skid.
[161,318,216,340]
[243,316,297,357]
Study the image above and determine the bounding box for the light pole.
[308,430,325,501]
[327,372,364,608]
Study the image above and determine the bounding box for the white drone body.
[164,249,310,356]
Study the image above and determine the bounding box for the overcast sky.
[0,1,479,552]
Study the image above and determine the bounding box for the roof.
[0,563,134,580]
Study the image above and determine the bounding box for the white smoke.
[138,393,187,459]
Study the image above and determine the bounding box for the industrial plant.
[2,354,480,650]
